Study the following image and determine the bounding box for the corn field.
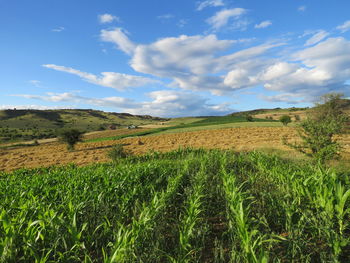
[1,148,350,262]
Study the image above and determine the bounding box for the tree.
[58,129,84,151]
[279,115,292,126]
[284,93,349,163]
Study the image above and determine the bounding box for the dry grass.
[1,126,349,171]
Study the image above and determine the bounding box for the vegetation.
[0,109,166,143]
[107,144,129,162]
[58,129,84,151]
[279,115,292,126]
[285,93,349,163]
[1,148,350,262]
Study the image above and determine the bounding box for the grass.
[1,148,350,262]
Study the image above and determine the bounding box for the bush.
[284,93,349,163]
[294,115,300,121]
[107,144,129,162]
[279,115,292,126]
[58,129,84,151]
[245,115,253,122]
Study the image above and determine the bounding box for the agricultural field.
[1,149,350,262]
[1,126,350,172]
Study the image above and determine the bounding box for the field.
[1,105,350,262]
[1,126,350,172]
[1,149,350,262]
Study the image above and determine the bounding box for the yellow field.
[1,126,350,172]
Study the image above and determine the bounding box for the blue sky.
[1,0,350,117]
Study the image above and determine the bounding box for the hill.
[0,109,167,143]
[230,99,350,121]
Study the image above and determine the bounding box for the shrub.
[294,115,300,121]
[107,144,129,162]
[246,115,253,122]
[284,93,349,163]
[279,115,292,126]
[58,129,84,151]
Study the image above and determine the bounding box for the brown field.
[253,110,307,121]
[1,127,350,172]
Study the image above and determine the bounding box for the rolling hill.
[0,109,167,142]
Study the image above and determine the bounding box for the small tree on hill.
[284,93,349,163]
[279,115,292,126]
[58,129,84,151]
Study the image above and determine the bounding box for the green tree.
[284,93,349,163]
[279,115,292,126]
[58,129,84,151]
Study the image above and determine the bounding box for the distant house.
[127,125,137,129]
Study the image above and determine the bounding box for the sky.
[1,0,350,117]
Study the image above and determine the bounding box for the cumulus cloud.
[254,20,272,29]
[15,91,233,117]
[196,0,225,11]
[98,13,119,24]
[42,64,158,91]
[304,30,329,46]
[99,26,350,104]
[206,8,248,31]
[224,37,350,102]
[337,20,350,33]
[100,28,136,55]
[128,34,282,94]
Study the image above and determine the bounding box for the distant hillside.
[230,99,350,121]
[0,109,167,142]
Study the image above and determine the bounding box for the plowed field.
[1,127,349,171]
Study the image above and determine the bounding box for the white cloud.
[298,6,306,12]
[304,30,329,46]
[98,13,119,24]
[100,26,350,105]
[0,105,66,110]
[196,0,225,11]
[52,26,65,32]
[128,34,281,95]
[337,20,350,33]
[131,34,234,76]
[260,93,306,104]
[100,28,136,55]
[254,20,272,29]
[42,64,158,91]
[224,37,350,102]
[206,8,247,31]
[14,91,233,117]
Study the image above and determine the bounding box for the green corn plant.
[177,169,207,262]
[221,166,269,263]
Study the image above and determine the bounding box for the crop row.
[1,148,350,262]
